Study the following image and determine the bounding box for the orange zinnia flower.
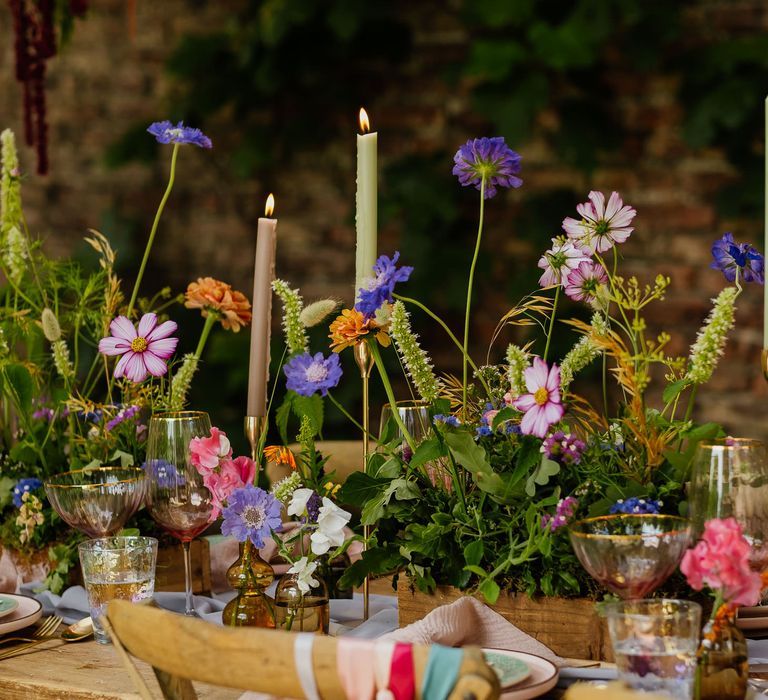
[329,308,390,352]
[264,445,297,470]
[185,277,252,332]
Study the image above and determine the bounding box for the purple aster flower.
[538,237,591,287]
[433,414,461,427]
[609,496,663,515]
[13,478,43,508]
[147,121,212,149]
[452,137,523,199]
[284,351,343,397]
[562,191,636,254]
[710,232,764,285]
[221,484,283,548]
[541,496,579,533]
[356,252,413,319]
[564,261,608,304]
[541,431,586,467]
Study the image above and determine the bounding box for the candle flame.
[359,107,370,134]
[265,193,275,217]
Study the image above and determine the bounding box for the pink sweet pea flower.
[222,456,257,487]
[680,517,763,606]
[189,427,232,473]
[202,460,254,522]
[98,313,178,383]
[512,358,564,438]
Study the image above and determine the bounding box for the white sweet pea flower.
[287,556,320,594]
[287,488,314,518]
[310,497,351,555]
[217,433,231,458]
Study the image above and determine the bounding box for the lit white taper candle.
[355,107,378,298]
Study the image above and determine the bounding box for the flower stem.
[368,341,416,452]
[542,285,560,363]
[327,391,366,434]
[194,313,217,360]
[462,178,486,418]
[127,142,180,317]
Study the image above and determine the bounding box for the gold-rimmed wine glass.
[144,410,213,617]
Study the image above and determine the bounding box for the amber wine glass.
[144,411,213,617]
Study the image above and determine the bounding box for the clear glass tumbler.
[79,535,158,644]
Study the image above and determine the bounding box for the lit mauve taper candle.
[355,107,378,299]
[247,194,277,417]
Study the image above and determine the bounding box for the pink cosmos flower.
[680,517,763,606]
[537,238,591,287]
[189,427,232,473]
[562,191,636,254]
[564,260,608,303]
[98,313,178,383]
[512,358,564,438]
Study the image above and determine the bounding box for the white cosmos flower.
[310,497,351,555]
[287,556,319,594]
[287,488,314,518]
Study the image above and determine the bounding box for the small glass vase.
[695,609,748,700]
[221,541,275,628]
[274,572,330,634]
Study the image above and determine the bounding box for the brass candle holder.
[244,415,268,466]
[353,341,375,620]
[762,348,768,383]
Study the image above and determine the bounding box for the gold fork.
[0,615,63,645]
[0,615,64,660]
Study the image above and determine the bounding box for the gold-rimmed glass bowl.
[44,466,146,537]
[568,514,692,599]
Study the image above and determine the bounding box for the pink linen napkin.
[383,596,565,667]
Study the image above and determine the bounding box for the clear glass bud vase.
[695,610,748,700]
[274,572,330,634]
[222,541,275,628]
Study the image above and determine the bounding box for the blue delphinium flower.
[433,414,461,428]
[452,137,523,199]
[284,351,343,397]
[356,252,413,320]
[711,232,764,284]
[13,478,43,508]
[609,496,663,515]
[221,485,283,548]
[147,121,213,149]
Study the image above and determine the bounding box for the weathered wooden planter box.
[396,578,611,660]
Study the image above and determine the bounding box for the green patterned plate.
[0,596,19,620]
[483,649,531,689]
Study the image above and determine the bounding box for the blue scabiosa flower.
[609,496,663,515]
[221,484,283,548]
[711,232,764,284]
[452,137,522,199]
[13,478,43,508]
[147,121,212,149]
[284,351,343,397]
[356,252,413,320]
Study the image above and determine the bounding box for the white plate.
[0,595,19,619]
[0,594,42,635]
[481,649,559,700]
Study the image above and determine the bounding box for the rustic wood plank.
[154,539,212,596]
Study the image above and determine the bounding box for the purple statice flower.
[609,496,663,515]
[221,484,283,548]
[564,260,608,304]
[452,137,523,199]
[303,491,322,524]
[147,121,212,149]
[32,407,55,421]
[542,431,586,467]
[710,232,764,285]
[106,405,140,432]
[562,191,636,254]
[284,351,343,397]
[13,478,43,508]
[433,414,461,428]
[541,496,579,533]
[356,252,413,319]
[538,237,591,287]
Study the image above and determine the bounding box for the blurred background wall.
[0,0,767,450]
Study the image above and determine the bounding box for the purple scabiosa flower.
[710,232,764,285]
[564,261,608,304]
[284,351,343,397]
[541,431,586,467]
[537,237,591,287]
[512,358,564,438]
[433,414,461,427]
[147,121,212,149]
[143,459,182,489]
[106,405,140,432]
[221,484,283,548]
[356,252,413,320]
[562,191,636,254]
[541,496,579,532]
[98,313,178,383]
[452,137,523,199]
[13,478,43,508]
[609,496,663,515]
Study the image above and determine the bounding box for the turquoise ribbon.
[421,645,463,700]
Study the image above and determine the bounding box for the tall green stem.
[462,178,486,418]
[542,285,560,363]
[368,341,416,452]
[127,143,180,317]
[193,313,217,360]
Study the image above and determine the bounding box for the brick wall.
[0,1,766,439]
